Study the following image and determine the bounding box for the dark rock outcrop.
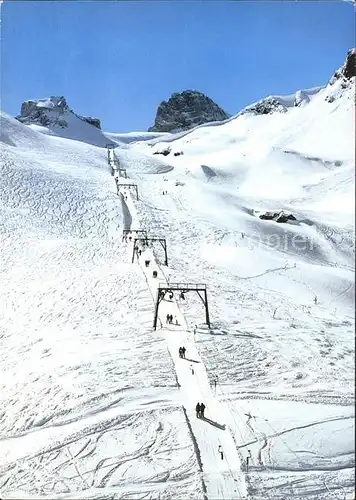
[20,96,69,119]
[80,116,101,129]
[328,48,356,85]
[259,211,297,223]
[153,146,171,156]
[276,213,297,223]
[343,49,356,79]
[244,98,288,116]
[16,96,102,130]
[149,90,230,133]
[324,48,355,103]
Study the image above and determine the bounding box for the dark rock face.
[80,116,101,129]
[17,96,69,128]
[153,146,171,156]
[149,90,230,133]
[259,211,297,223]
[343,49,356,79]
[329,48,356,85]
[20,96,69,118]
[16,96,102,130]
[245,98,287,116]
[276,213,297,223]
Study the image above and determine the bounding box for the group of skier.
[166,314,179,325]
[134,246,142,257]
[195,402,206,418]
[178,346,186,358]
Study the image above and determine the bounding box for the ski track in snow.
[108,147,353,499]
[0,147,203,499]
[110,148,248,499]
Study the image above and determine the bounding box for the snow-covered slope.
[0,51,354,500]
[143,73,354,227]
[104,130,171,146]
[142,84,340,147]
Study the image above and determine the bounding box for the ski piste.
[0,49,354,499]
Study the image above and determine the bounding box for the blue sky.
[1,1,354,132]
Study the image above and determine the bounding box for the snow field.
[111,140,353,499]
[0,123,203,499]
[113,93,354,497]
[1,67,354,498]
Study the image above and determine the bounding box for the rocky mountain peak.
[20,96,69,118]
[16,96,101,130]
[148,90,230,133]
[328,48,356,85]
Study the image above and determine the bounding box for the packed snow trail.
[133,246,248,499]
[113,154,249,500]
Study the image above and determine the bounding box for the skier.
[195,403,201,418]
[180,292,185,300]
[169,293,173,300]
[179,347,183,358]
[200,402,206,418]
[166,314,170,324]
[218,445,224,460]
[175,316,178,325]
[169,314,173,324]
[181,346,186,358]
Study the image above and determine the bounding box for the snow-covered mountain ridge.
[142,49,355,148]
[15,96,114,148]
[18,95,101,128]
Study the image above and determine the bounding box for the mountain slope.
[1,112,204,499]
[141,59,354,231]
[104,130,171,147]
[0,51,354,500]
[16,96,114,148]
